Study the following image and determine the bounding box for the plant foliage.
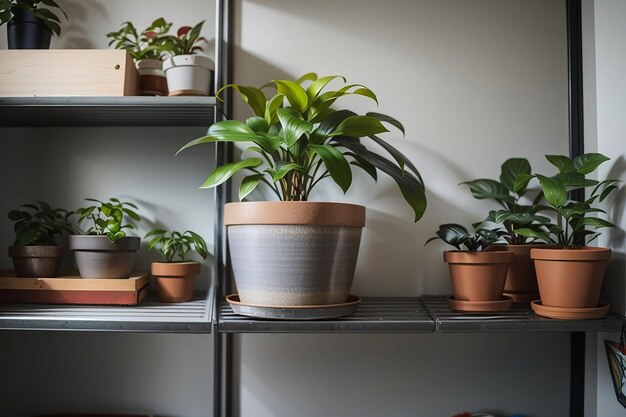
[157,21,206,56]
[462,158,550,244]
[8,201,73,246]
[145,229,208,262]
[178,73,427,221]
[74,198,141,243]
[425,223,501,252]
[0,0,67,36]
[106,17,172,61]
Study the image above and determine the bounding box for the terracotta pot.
[151,261,201,303]
[444,251,514,301]
[68,235,140,279]
[8,245,63,277]
[224,201,365,306]
[531,247,611,308]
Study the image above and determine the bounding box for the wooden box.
[0,272,149,305]
[0,50,139,96]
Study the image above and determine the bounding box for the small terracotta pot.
[8,245,63,277]
[444,251,514,301]
[488,244,557,296]
[531,247,611,308]
[151,261,201,303]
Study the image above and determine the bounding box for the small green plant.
[74,198,141,243]
[159,21,206,56]
[426,223,501,252]
[106,18,172,61]
[8,201,73,246]
[0,0,67,36]
[515,153,620,248]
[178,73,426,221]
[145,229,208,262]
[462,158,550,244]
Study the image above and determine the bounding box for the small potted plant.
[426,223,513,312]
[7,202,73,277]
[146,229,208,303]
[462,157,553,302]
[519,153,619,315]
[0,0,67,49]
[178,73,426,314]
[106,18,172,96]
[69,198,141,279]
[161,21,214,96]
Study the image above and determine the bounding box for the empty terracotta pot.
[531,247,611,308]
[444,251,514,301]
[8,245,63,277]
[151,261,201,303]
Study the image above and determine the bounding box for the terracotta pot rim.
[444,250,514,264]
[224,201,365,227]
[531,246,611,261]
[488,243,558,249]
[151,261,201,278]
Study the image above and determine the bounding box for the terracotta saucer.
[226,294,361,320]
[447,296,513,313]
[531,300,610,320]
[504,292,540,304]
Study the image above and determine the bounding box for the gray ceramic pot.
[8,245,64,278]
[224,201,365,306]
[68,235,140,279]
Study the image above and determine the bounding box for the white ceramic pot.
[136,59,168,96]
[162,55,214,96]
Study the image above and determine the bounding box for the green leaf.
[239,174,264,201]
[310,109,355,144]
[573,153,610,175]
[270,163,304,182]
[307,75,345,101]
[145,229,166,238]
[367,135,422,182]
[536,174,567,208]
[217,84,266,117]
[310,144,352,193]
[499,158,531,193]
[277,108,313,148]
[514,228,553,243]
[199,158,263,189]
[329,116,388,138]
[347,153,378,181]
[296,72,317,85]
[577,217,615,228]
[122,208,140,221]
[273,80,308,113]
[0,10,11,26]
[546,155,575,173]
[599,185,618,202]
[366,112,405,135]
[513,173,534,195]
[461,179,513,203]
[246,116,269,134]
[552,172,598,190]
[147,235,163,250]
[264,93,284,126]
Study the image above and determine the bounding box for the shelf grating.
[0,96,217,127]
[0,293,213,333]
[219,297,435,333]
[423,295,625,333]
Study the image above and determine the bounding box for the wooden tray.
[0,272,149,305]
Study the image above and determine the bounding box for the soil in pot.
[444,250,514,301]
[225,201,365,307]
[163,55,214,96]
[136,59,168,96]
[151,261,200,303]
[531,247,611,308]
[8,245,63,277]
[68,235,140,279]
[7,8,52,49]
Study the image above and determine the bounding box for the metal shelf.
[422,295,625,333]
[0,96,217,127]
[219,297,435,333]
[0,293,213,333]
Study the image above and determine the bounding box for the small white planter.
[163,55,214,96]
[136,59,168,96]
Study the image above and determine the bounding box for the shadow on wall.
[57,0,108,49]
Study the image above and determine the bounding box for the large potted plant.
[7,201,73,277]
[69,198,141,279]
[161,21,213,96]
[146,229,208,303]
[0,0,67,49]
[462,158,553,302]
[519,153,619,317]
[178,73,426,312]
[106,18,172,96]
[426,223,513,312]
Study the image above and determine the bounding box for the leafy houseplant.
[426,224,513,311]
[146,229,208,302]
[160,21,214,96]
[524,153,620,313]
[0,0,67,49]
[7,201,73,277]
[462,158,553,302]
[178,73,426,315]
[69,198,142,279]
[106,18,172,96]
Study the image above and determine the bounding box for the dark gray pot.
[8,245,63,278]
[68,235,140,279]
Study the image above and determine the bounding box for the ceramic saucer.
[447,296,513,313]
[226,294,361,320]
[531,300,610,320]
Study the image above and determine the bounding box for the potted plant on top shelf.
[462,157,553,303]
[69,198,141,279]
[7,201,73,278]
[177,73,426,318]
[519,153,620,318]
[107,18,172,96]
[146,229,208,303]
[426,223,513,312]
[0,0,67,49]
[160,21,214,96]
